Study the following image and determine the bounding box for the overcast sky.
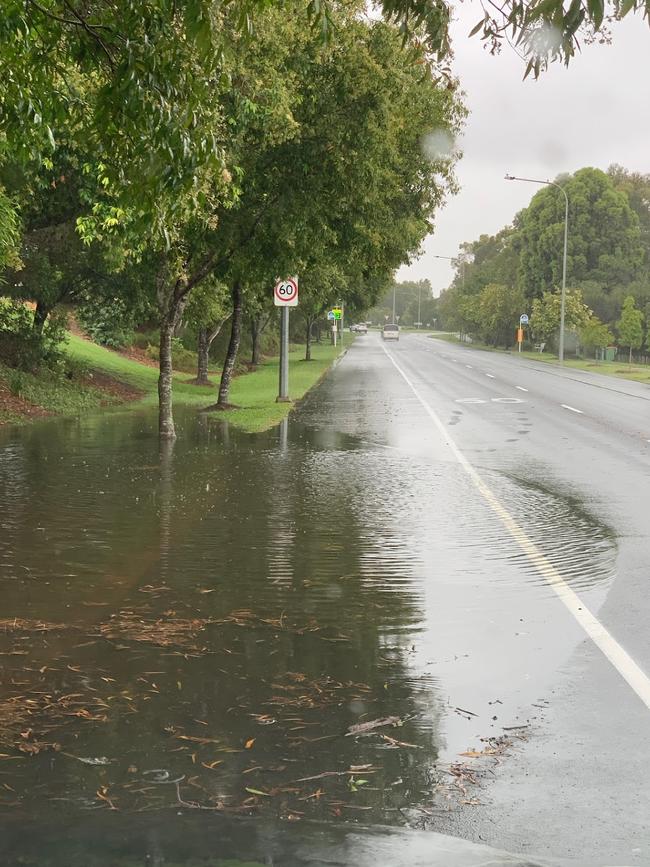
[397,10,650,295]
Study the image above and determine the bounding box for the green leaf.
[468,17,486,37]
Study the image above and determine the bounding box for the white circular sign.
[274,278,298,304]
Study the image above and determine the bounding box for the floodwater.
[0,387,616,865]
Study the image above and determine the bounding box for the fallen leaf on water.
[201,760,223,770]
[176,735,220,745]
[346,716,401,736]
[245,738,255,749]
[380,733,421,749]
[245,787,271,797]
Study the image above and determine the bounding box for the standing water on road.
[0,387,616,863]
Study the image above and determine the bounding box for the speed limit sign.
[274,277,299,307]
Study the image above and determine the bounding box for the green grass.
[66,333,214,406]
[68,333,347,430]
[0,358,118,423]
[215,342,344,432]
[428,333,650,385]
[0,333,347,432]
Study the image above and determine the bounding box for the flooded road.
[0,335,638,865]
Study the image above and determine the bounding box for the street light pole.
[417,284,421,329]
[505,174,569,364]
[392,285,396,325]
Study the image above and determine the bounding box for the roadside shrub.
[8,368,27,397]
[0,299,67,371]
[132,329,159,350]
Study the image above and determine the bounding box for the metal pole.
[392,286,396,325]
[417,285,421,328]
[340,301,344,346]
[505,174,569,364]
[559,188,569,364]
[277,306,290,402]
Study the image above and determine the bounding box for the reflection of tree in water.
[0,414,443,826]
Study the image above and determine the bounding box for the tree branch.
[62,0,116,67]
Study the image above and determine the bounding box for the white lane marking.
[516,386,528,392]
[491,397,524,404]
[455,398,486,404]
[465,365,473,369]
[380,343,650,712]
[561,404,584,414]
[485,373,495,378]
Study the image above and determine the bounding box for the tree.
[517,168,644,301]
[608,165,650,277]
[530,287,591,347]
[477,283,525,348]
[184,280,231,385]
[580,315,614,360]
[617,295,644,365]
[202,9,463,407]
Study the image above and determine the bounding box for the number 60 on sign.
[274,277,299,307]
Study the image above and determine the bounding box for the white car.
[353,323,368,334]
[382,323,399,341]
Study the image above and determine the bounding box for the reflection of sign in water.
[520,313,529,325]
[274,278,298,307]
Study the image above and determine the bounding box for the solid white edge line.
[516,386,529,392]
[380,342,650,712]
[561,404,584,414]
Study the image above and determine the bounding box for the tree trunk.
[33,300,50,335]
[158,283,189,440]
[629,346,633,366]
[196,328,210,385]
[250,318,261,366]
[158,318,176,440]
[217,282,243,407]
[305,318,313,361]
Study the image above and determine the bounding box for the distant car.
[382,323,399,341]
[354,323,368,334]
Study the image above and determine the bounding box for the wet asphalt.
[303,332,650,867]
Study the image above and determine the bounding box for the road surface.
[298,331,650,866]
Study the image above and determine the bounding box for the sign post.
[518,313,529,354]
[328,307,342,347]
[274,278,298,402]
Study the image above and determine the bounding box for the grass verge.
[1,334,347,432]
[214,342,345,432]
[429,333,650,385]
